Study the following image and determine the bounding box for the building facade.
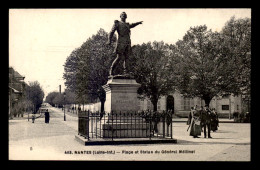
[138,90,242,118]
[79,90,242,118]
[9,67,26,118]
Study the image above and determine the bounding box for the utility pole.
[64,92,66,121]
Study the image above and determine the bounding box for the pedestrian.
[32,114,35,123]
[210,108,219,132]
[187,107,193,125]
[152,111,160,134]
[239,112,245,123]
[45,109,50,124]
[200,105,212,138]
[199,106,204,132]
[189,107,201,138]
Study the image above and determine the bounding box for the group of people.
[187,105,219,138]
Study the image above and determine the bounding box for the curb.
[75,135,177,145]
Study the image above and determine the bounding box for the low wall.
[66,102,101,112]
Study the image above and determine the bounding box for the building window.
[237,105,239,111]
[222,105,229,110]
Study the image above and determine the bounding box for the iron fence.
[78,110,173,141]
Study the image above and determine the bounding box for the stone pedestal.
[102,75,141,113]
[102,75,148,138]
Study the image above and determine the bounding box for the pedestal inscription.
[102,77,141,113]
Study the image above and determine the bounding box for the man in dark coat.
[200,106,212,138]
[45,109,50,123]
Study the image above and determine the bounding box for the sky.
[9,8,251,99]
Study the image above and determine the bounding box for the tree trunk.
[100,99,105,113]
[203,95,212,107]
[152,99,158,112]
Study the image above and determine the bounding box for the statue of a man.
[107,12,143,76]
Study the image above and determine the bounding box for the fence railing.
[78,110,173,141]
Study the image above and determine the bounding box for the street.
[9,106,250,161]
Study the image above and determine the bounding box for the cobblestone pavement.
[9,106,250,161]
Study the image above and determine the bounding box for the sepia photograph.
[9,8,251,161]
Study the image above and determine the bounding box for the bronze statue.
[107,12,143,76]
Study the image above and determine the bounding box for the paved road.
[9,106,250,161]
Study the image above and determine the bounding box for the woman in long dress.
[189,108,202,138]
[210,108,219,132]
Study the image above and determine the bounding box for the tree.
[131,41,176,111]
[27,81,44,113]
[45,91,60,106]
[173,20,250,106]
[64,89,76,105]
[63,28,116,112]
[53,93,63,107]
[220,16,251,96]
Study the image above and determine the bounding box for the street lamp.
[64,92,66,121]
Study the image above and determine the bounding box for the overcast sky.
[9,8,251,99]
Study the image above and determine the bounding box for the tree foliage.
[26,81,45,113]
[132,41,176,111]
[63,28,116,111]
[45,91,60,106]
[173,17,251,106]
[220,16,251,96]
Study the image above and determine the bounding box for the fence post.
[103,112,104,138]
[78,113,80,135]
[100,111,102,138]
[163,111,165,138]
[111,111,114,141]
[124,111,129,137]
[96,111,98,138]
[130,112,132,138]
[149,111,152,140]
[87,110,90,140]
[119,111,121,138]
[115,112,117,138]
[171,111,173,139]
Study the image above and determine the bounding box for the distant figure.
[32,114,35,123]
[107,12,143,75]
[200,106,212,138]
[187,107,193,125]
[189,107,201,138]
[210,108,219,132]
[239,112,245,123]
[45,109,50,124]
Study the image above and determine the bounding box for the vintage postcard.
[9,8,251,161]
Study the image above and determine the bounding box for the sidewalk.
[9,112,43,121]
[50,108,235,123]
[9,106,250,161]
[173,117,235,123]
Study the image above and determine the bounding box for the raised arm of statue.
[129,21,143,28]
